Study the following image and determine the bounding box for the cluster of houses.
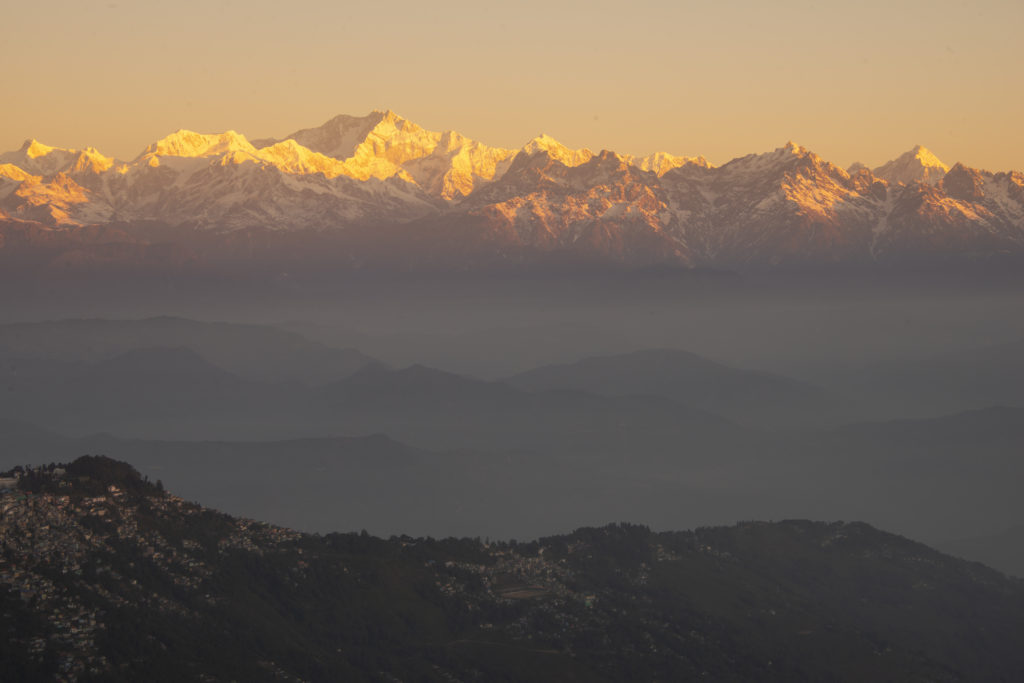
[0,464,304,681]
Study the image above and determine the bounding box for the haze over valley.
[2,277,1023,571]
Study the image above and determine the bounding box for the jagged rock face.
[876,169,1024,260]
[448,150,691,265]
[1,114,1023,269]
[659,144,883,266]
[451,143,904,267]
[941,163,987,201]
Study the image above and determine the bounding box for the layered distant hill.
[0,317,375,384]
[506,349,851,429]
[2,111,1023,270]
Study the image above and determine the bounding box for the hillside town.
[0,461,305,680]
[0,459,619,680]
[4,457,1024,682]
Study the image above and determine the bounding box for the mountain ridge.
[2,111,1023,269]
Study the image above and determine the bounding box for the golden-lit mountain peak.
[256,140,348,178]
[874,145,950,185]
[624,151,712,175]
[0,163,39,183]
[259,138,307,155]
[522,135,595,167]
[268,111,513,198]
[143,129,257,160]
[0,140,109,177]
[435,129,468,153]
[364,110,428,145]
[373,109,405,125]
[782,141,809,155]
[908,145,949,170]
[23,139,57,159]
[71,148,115,173]
[248,111,519,197]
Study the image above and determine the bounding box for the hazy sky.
[3,0,1022,170]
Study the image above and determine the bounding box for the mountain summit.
[140,129,257,160]
[255,110,518,199]
[873,145,950,185]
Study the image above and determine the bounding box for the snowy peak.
[582,149,634,175]
[910,144,945,166]
[0,140,90,177]
[521,134,595,167]
[339,111,440,180]
[719,142,816,175]
[70,148,115,174]
[265,110,517,198]
[402,131,517,199]
[255,111,390,160]
[270,109,431,166]
[23,139,56,159]
[141,129,257,161]
[778,141,821,163]
[254,139,348,178]
[0,140,116,177]
[874,145,949,186]
[625,152,711,176]
[520,135,708,176]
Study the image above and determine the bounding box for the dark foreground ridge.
[3,457,1024,682]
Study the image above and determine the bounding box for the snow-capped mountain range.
[1,110,1022,269]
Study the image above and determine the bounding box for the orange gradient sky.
[2,0,1022,170]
